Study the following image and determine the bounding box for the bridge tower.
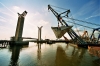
[14,11,27,41]
[38,26,43,41]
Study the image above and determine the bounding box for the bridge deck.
[0,40,100,48]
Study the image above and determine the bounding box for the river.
[0,42,100,66]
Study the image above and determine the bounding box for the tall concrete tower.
[38,26,43,41]
[14,11,27,41]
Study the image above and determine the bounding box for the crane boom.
[48,5,87,44]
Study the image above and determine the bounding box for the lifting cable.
[65,20,94,29]
[64,16,100,26]
[50,5,69,10]
[69,13,81,36]
[50,5,100,27]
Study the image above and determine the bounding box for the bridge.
[22,37,37,39]
[0,39,69,48]
[0,9,99,48]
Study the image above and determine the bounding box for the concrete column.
[14,11,27,41]
[38,26,43,41]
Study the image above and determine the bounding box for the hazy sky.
[0,0,100,40]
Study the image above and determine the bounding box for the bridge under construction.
[0,5,100,48]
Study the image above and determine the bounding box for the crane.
[90,27,100,44]
[81,31,89,39]
[48,5,87,44]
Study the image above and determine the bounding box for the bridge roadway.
[0,40,14,44]
[0,40,100,48]
[0,39,69,44]
[25,39,69,44]
[0,40,29,45]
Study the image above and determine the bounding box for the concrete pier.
[15,11,27,41]
[10,11,29,45]
[38,26,43,41]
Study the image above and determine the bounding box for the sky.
[0,0,100,40]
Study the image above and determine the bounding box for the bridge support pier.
[10,11,29,45]
[14,11,27,42]
[38,26,43,41]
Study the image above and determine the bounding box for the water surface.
[0,43,100,66]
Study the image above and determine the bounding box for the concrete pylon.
[14,11,27,41]
[38,26,43,41]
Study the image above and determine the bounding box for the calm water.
[0,42,100,66]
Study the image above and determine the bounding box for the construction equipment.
[90,27,100,43]
[81,31,89,42]
[48,5,87,44]
[51,26,72,38]
[48,4,100,46]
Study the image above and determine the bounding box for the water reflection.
[37,43,41,60]
[0,43,99,66]
[55,45,87,66]
[55,45,69,66]
[9,45,28,66]
[88,46,100,58]
[88,46,100,65]
[37,43,46,66]
[9,45,21,66]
